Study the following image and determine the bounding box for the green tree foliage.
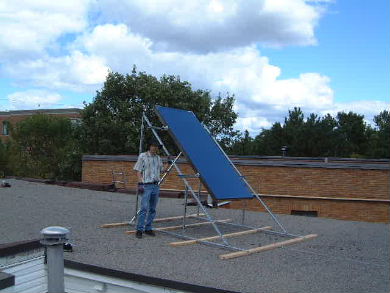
[230,108,389,158]
[252,122,284,155]
[81,68,238,154]
[334,112,368,157]
[249,108,338,157]
[0,140,9,177]
[229,130,254,155]
[8,114,82,180]
[367,110,390,158]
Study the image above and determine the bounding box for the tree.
[0,140,9,177]
[299,113,338,157]
[368,110,390,158]
[229,130,255,155]
[283,107,305,156]
[240,108,385,158]
[8,114,81,180]
[334,112,368,157]
[81,68,239,155]
[253,122,285,155]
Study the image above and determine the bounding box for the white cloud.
[323,100,390,127]
[236,116,273,134]
[0,0,92,62]
[3,23,335,133]
[7,90,63,110]
[93,0,323,52]
[324,100,389,116]
[0,0,387,135]
[72,24,334,133]
[4,51,109,91]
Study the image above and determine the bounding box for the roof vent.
[40,226,69,293]
[40,226,69,246]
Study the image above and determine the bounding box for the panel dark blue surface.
[155,106,254,200]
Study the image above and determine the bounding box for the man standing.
[133,140,164,239]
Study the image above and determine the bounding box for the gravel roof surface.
[1,179,389,293]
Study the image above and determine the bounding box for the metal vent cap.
[40,226,69,246]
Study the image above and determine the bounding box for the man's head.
[148,140,162,154]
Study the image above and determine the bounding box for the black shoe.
[144,230,156,236]
[136,230,143,239]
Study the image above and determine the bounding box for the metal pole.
[198,217,298,238]
[139,111,145,155]
[143,114,172,157]
[158,229,243,251]
[253,193,287,233]
[40,226,69,293]
[242,199,247,224]
[158,152,182,186]
[197,180,201,216]
[182,185,188,230]
[133,112,146,222]
[201,124,288,233]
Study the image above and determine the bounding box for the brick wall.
[82,156,390,223]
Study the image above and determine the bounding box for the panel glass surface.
[155,106,254,200]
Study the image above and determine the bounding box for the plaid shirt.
[133,151,163,183]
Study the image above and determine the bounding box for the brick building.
[0,108,81,143]
[82,155,390,223]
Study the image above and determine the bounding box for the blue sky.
[261,0,389,104]
[0,0,388,134]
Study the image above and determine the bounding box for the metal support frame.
[202,124,288,234]
[140,114,231,247]
[131,112,146,223]
[183,185,188,230]
[129,111,302,252]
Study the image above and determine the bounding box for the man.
[133,140,164,239]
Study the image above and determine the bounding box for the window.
[291,210,318,217]
[2,121,9,136]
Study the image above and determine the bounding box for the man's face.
[149,145,158,154]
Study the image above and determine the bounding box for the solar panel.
[155,106,254,200]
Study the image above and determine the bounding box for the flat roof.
[1,179,389,293]
[0,108,81,116]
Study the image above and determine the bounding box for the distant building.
[0,108,81,143]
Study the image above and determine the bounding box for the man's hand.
[137,182,144,193]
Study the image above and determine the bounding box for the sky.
[0,0,388,135]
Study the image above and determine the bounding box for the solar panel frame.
[155,105,254,200]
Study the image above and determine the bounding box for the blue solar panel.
[155,106,254,200]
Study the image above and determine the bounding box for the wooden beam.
[219,234,318,260]
[125,219,231,234]
[154,213,205,223]
[100,222,131,228]
[169,226,272,247]
[100,213,205,228]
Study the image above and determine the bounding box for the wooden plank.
[100,213,205,228]
[125,219,231,234]
[154,213,205,223]
[219,234,318,260]
[100,222,131,228]
[170,226,272,247]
